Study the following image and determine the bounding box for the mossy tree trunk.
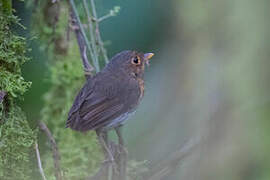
[0,0,36,179]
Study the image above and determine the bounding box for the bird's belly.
[104,111,135,129]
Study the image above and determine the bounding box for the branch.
[39,121,63,180]
[35,142,47,180]
[69,0,100,72]
[144,137,201,180]
[98,6,121,23]
[82,0,99,67]
[69,11,94,78]
[90,0,109,63]
[112,127,127,180]
[98,14,114,22]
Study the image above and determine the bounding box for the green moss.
[0,5,36,180]
[0,70,31,98]
[0,15,31,98]
[0,106,36,180]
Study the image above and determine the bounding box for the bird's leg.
[115,126,128,155]
[115,126,124,147]
[95,130,112,180]
[96,130,114,163]
[114,126,128,180]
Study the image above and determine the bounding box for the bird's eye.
[132,56,140,65]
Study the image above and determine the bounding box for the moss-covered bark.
[0,1,36,179]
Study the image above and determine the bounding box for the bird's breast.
[137,78,144,100]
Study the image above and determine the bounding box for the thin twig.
[69,0,100,72]
[98,14,114,22]
[82,0,99,67]
[90,0,109,63]
[39,121,63,180]
[113,127,127,180]
[83,46,94,76]
[70,9,94,78]
[35,142,47,180]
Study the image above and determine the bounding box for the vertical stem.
[39,121,63,180]
[114,127,127,180]
[82,0,99,67]
[35,142,47,180]
[90,0,109,63]
[69,0,100,72]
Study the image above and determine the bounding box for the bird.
[66,50,154,163]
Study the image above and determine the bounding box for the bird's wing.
[66,76,127,131]
[67,90,125,131]
[80,92,125,130]
[67,78,95,119]
[67,74,142,131]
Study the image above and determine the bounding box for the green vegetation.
[0,1,36,179]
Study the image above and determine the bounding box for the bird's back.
[66,71,142,131]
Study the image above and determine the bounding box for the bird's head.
[105,50,154,78]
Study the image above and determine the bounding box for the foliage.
[0,6,36,180]
[0,106,36,180]
[0,15,31,98]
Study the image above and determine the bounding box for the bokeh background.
[13,0,270,179]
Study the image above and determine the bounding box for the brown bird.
[66,50,153,131]
[66,50,154,161]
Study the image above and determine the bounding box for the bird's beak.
[144,53,154,66]
[144,53,154,60]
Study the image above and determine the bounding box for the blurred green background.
[13,0,270,179]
